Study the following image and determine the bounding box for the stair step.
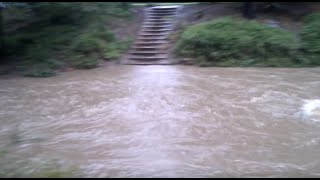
[143,22,172,25]
[142,25,172,28]
[146,13,176,16]
[131,51,166,55]
[151,6,179,8]
[137,36,167,39]
[137,35,167,37]
[144,21,171,25]
[146,12,176,15]
[147,9,177,12]
[132,48,159,51]
[129,55,168,61]
[142,29,171,32]
[134,41,168,45]
[147,7,178,11]
[132,46,163,49]
[139,32,168,36]
[149,7,177,9]
[143,24,172,27]
[148,8,178,11]
[145,9,177,13]
[147,15,175,18]
[142,27,172,31]
[127,6,179,64]
[142,26,172,29]
[148,12,177,16]
[145,18,174,21]
[146,17,174,21]
[145,19,171,21]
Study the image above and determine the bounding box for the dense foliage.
[1,2,132,76]
[175,17,304,67]
[301,13,320,65]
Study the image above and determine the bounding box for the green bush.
[70,27,130,65]
[102,41,131,60]
[175,17,301,67]
[71,34,104,55]
[16,58,61,78]
[2,2,132,76]
[23,64,56,77]
[301,13,320,53]
[301,13,320,65]
[70,55,99,69]
[103,48,120,60]
[69,29,114,68]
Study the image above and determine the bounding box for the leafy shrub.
[102,41,132,60]
[301,13,320,53]
[23,64,56,77]
[175,17,301,66]
[2,2,132,76]
[70,26,129,66]
[103,48,120,60]
[301,13,320,65]
[70,55,99,69]
[71,34,103,55]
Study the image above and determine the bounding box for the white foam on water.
[301,99,320,122]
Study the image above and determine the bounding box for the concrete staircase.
[122,6,180,65]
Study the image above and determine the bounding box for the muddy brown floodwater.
[0,65,320,177]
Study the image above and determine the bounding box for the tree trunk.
[243,2,256,19]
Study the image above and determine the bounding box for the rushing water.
[0,65,320,177]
